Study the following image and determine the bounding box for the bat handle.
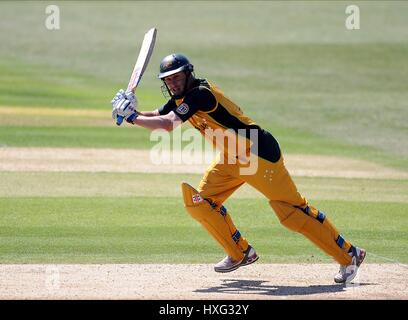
[116,115,124,126]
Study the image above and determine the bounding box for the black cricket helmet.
[158,53,194,79]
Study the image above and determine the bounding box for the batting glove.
[111,89,138,110]
[111,89,126,102]
[112,98,138,125]
[124,91,138,110]
[111,89,139,125]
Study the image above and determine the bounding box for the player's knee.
[182,182,228,221]
[181,182,211,221]
[269,200,308,232]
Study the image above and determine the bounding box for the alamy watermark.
[45,5,60,30]
[44,4,360,31]
[345,5,360,30]
[149,126,259,175]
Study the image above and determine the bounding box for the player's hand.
[111,89,139,125]
[124,91,138,110]
[112,98,138,125]
[111,89,139,110]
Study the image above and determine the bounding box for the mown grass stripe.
[0,197,407,264]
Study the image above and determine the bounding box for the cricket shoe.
[334,246,366,284]
[214,245,259,273]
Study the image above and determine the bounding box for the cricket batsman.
[111,53,366,283]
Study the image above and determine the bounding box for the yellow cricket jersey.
[158,79,281,163]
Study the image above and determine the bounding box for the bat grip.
[116,115,124,126]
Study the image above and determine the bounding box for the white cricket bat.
[117,27,157,125]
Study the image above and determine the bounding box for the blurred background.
[0,1,407,165]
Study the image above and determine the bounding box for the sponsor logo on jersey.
[176,103,189,115]
[192,194,203,204]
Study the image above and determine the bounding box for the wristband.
[126,112,139,124]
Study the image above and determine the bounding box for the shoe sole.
[214,253,259,273]
[334,277,344,284]
[240,254,259,267]
[214,264,241,273]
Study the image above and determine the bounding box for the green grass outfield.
[0,2,407,265]
[0,172,407,264]
[0,196,407,264]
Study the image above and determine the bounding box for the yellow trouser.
[191,152,353,265]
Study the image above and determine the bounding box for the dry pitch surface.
[1,264,407,300]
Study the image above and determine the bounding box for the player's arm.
[131,86,216,131]
[111,87,215,130]
[111,90,164,124]
[136,99,174,118]
[129,111,181,132]
[137,110,160,117]
[129,99,181,131]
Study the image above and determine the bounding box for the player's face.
[163,71,187,96]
